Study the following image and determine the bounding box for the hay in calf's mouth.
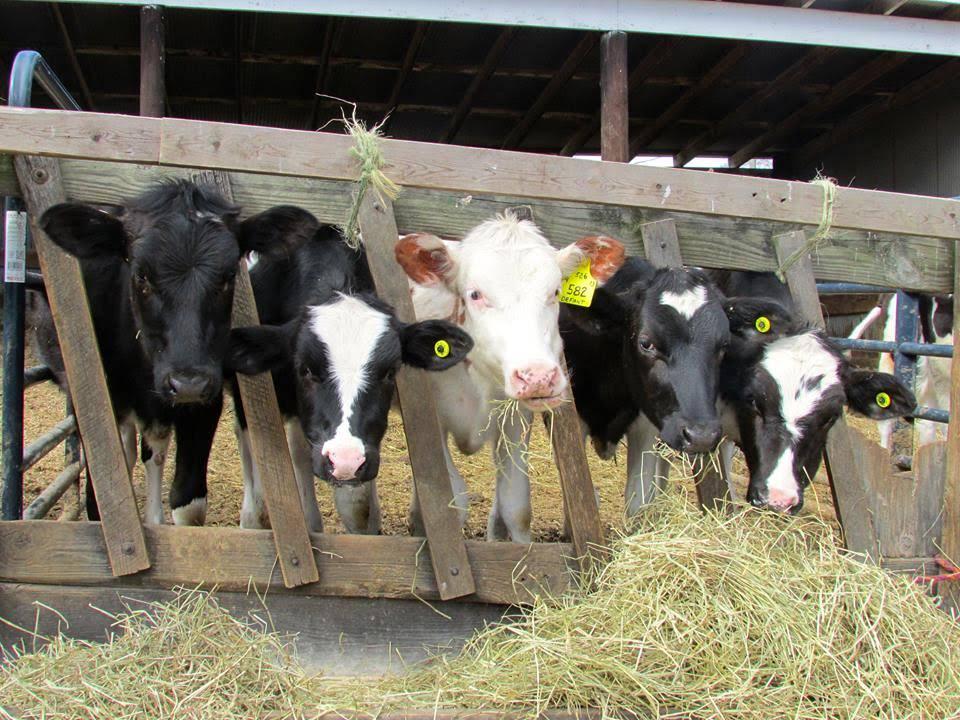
[4,491,960,719]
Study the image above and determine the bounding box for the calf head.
[228,293,472,485]
[41,183,311,405]
[562,261,734,453]
[722,300,916,513]
[396,216,624,410]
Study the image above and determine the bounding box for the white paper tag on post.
[4,210,27,284]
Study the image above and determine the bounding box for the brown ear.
[395,233,457,287]
[558,235,626,283]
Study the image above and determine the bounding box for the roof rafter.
[559,37,676,157]
[308,17,340,130]
[381,21,429,133]
[501,31,598,150]
[628,43,748,157]
[441,26,516,144]
[50,3,95,110]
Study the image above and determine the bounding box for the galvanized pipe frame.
[2,50,82,521]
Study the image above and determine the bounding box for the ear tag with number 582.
[559,259,597,308]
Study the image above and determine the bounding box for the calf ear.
[227,324,293,375]
[559,286,628,337]
[399,320,473,371]
[556,235,626,284]
[235,206,319,257]
[395,233,459,288]
[844,371,916,420]
[40,204,128,259]
[724,297,800,342]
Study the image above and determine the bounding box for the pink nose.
[510,364,561,399]
[767,487,799,512]
[324,445,365,480]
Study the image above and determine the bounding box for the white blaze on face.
[659,285,708,320]
[760,332,841,505]
[308,295,390,459]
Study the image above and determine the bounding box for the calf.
[561,263,774,516]
[719,295,915,512]
[395,216,625,542]
[226,209,472,533]
[38,180,305,524]
[878,293,953,449]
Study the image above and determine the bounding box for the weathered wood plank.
[939,244,960,612]
[6,157,954,293]
[600,31,629,164]
[357,193,476,600]
[914,441,946,559]
[0,152,16,196]
[0,583,510,677]
[0,522,572,604]
[193,169,319,588]
[13,155,149,576]
[1,108,959,241]
[640,219,732,512]
[772,230,880,560]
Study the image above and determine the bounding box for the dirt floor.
[19,340,858,537]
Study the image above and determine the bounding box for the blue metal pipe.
[2,51,80,520]
[816,282,892,294]
[829,338,953,359]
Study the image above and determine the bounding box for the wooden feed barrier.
[0,107,958,680]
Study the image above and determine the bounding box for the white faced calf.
[228,216,472,533]
[720,299,916,512]
[395,215,625,542]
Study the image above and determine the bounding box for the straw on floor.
[3,489,959,720]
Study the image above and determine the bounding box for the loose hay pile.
[4,492,960,719]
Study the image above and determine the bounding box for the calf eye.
[134,273,152,296]
[638,335,656,354]
[220,275,236,293]
[468,290,483,302]
[300,366,314,382]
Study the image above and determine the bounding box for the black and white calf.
[561,258,749,516]
[716,274,916,512]
[38,180,306,524]
[226,209,472,533]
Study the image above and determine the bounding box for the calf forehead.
[760,333,842,436]
[460,242,561,294]
[135,218,239,277]
[641,273,727,342]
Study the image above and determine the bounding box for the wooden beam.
[630,44,748,158]
[2,107,957,241]
[0,522,573,603]
[442,27,516,144]
[560,37,675,157]
[13,155,150,576]
[139,5,165,118]
[308,18,339,130]
[50,3,95,110]
[600,31,629,163]
[357,193,476,600]
[772,230,880,560]
[381,22,429,134]
[729,51,910,168]
[939,244,960,611]
[796,58,960,162]
[194,170,319,588]
[501,32,598,150]
[233,12,243,124]
[1,155,955,293]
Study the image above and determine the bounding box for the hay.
[4,492,960,719]
[775,172,838,280]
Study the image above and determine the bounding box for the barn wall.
[783,79,960,199]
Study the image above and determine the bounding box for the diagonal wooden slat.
[356,192,476,600]
[14,154,149,576]
[772,230,879,560]
[193,169,320,588]
[380,22,430,134]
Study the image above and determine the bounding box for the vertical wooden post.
[139,5,165,119]
[772,230,879,560]
[939,244,960,611]
[600,31,629,163]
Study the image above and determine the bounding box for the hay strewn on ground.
[4,491,958,720]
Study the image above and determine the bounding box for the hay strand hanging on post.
[776,173,838,281]
[337,107,401,249]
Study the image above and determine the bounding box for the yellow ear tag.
[876,392,891,409]
[559,258,597,308]
[434,339,450,358]
[755,316,771,333]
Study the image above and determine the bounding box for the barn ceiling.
[1,1,958,169]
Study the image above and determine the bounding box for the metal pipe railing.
[2,51,81,521]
